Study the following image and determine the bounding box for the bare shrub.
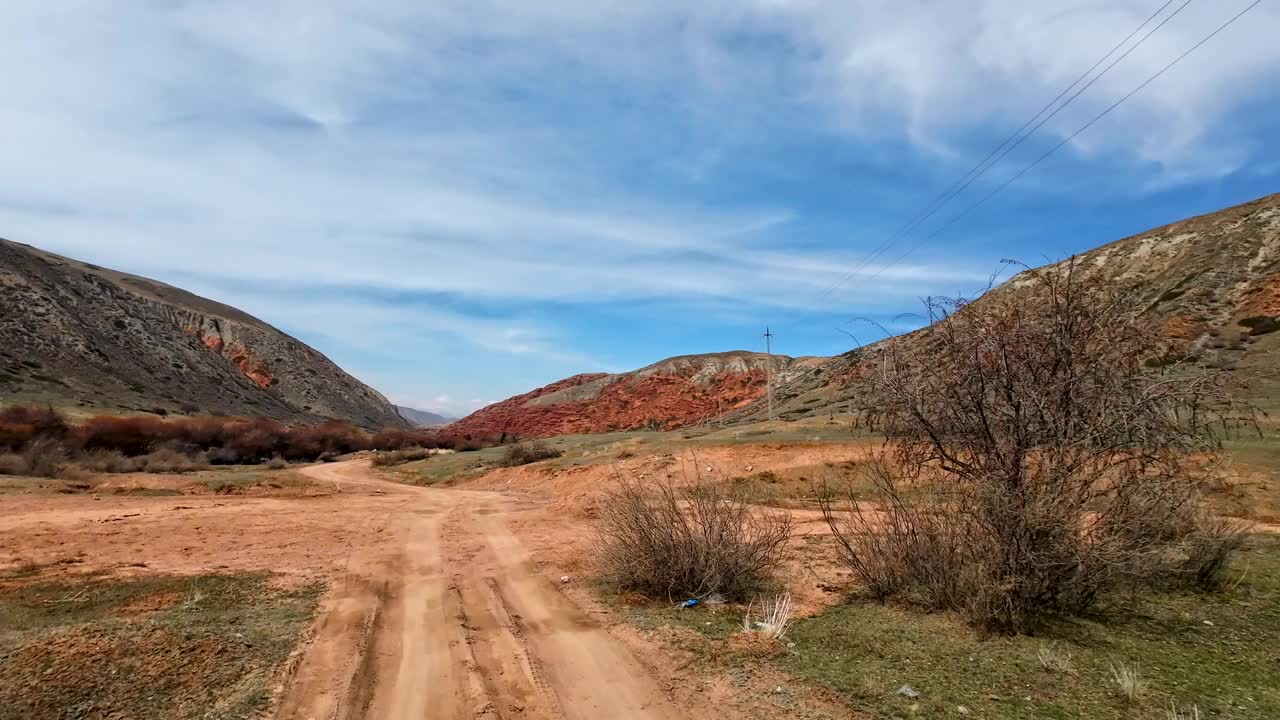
[370,428,494,452]
[21,438,67,478]
[206,447,241,466]
[598,475,792,601]
[139,448,208,474]
[1172,518,1248,591]
[77,415,171,455]
[824,261,1250,632]
[265,455,288,470]
[0,453,26,476]
[79,450,142,474]
[0,405,69,450]
[371,448,430,467]
[498,441,562,467]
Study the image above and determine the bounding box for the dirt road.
[276,460,681,720]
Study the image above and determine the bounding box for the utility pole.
[764,326,774,422]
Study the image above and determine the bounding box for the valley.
[4,127,1280,720]
[2,420,1277,719]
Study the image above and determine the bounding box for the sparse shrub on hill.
[78,415,171,455]
[822,261,1253,633]
[599,475,793,601]
[374,428,495,454]
[498,441,562,467]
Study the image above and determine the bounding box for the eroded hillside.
[450,352,823,438]
[0,239,407,429]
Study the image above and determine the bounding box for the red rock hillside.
[450,352,805,438]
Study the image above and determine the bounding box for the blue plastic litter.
[682,598,699,608]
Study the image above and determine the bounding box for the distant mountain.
[396,406,457,427]
[449,351,823,438]
[0,238,409,430]
[455,193,1280,438]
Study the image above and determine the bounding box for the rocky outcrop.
[0,239,408,430]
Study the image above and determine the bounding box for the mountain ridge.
[0,238,409,430]
[396,406,458,427]
[457,192,1280,436]
[449,350,807,438]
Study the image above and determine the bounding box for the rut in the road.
[277,460,681,720]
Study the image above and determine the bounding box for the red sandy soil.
[0,447,865,720]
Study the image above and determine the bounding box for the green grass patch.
[112,487,184,497]
[0,572,321,720]
[621,599,746,642]
[199,468,312,494]
[779,536,1280,720]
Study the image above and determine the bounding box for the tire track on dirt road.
[472,509,679,720]
[277,460,682,720]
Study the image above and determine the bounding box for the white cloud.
[0,1,1275,405]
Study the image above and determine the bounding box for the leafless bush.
[498,441,562,467]
[266,455,288,470]
[139,448,209,474]
[79,450,142,473]
[825,261,1252,632]
[1171,517,1248,591]
[21,438,67,478]
[0,453,26,476]
[598,475,792,601]
[371,447,431,467]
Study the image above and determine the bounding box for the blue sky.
[2,1,1278,416]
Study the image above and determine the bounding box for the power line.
[809,0,1191,308]
[862,0,1266,284]
[763,326,775,421]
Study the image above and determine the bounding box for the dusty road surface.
[276,460,682,720]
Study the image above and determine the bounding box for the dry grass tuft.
[743,593,794,640]
[1036,642,1077,675]
[1110,662,1145,704]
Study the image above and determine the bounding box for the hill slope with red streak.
[452,353,789,438]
